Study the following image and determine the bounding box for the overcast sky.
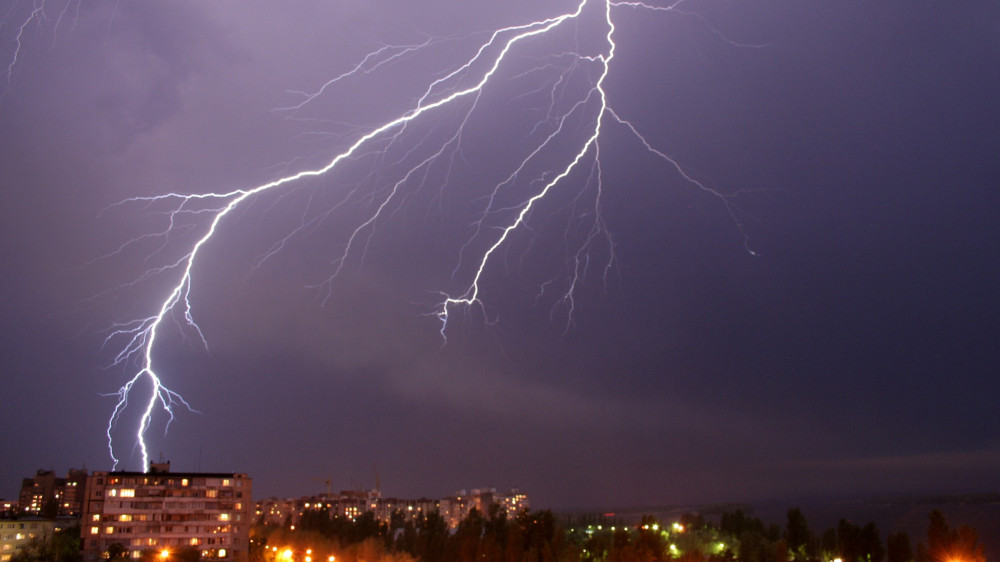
[1,0,998,510]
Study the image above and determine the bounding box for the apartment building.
[440,488,529,529]
[81,463,252,561]
[256,487,527,531]
[17,469,88,517]
[0,519,55,562]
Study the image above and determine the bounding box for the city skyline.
[1,0,998,509]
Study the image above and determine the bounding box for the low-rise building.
[0,518,60,562]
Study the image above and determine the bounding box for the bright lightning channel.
[87,0,753,470]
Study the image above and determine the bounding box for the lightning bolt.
[75,0,756,470]
[2,0,80,102]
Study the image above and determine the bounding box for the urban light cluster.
[265,545,335,562]
[257,487,529,531]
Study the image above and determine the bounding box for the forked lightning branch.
[4,0,751,471]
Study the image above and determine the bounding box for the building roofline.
[90,471,249,478]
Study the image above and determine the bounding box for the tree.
[926,510,950,554]
[9,524,82,562]
[836,519,861,562]
[737,530,779,562]
[484,503,509,553]
[721,510,760,537]
[820,528,838,561]
[886,532,913,562]
[408,510,448,562]
[107,542,129,560]
[516,509,560,562]
[784,508,812,560]
[299,507,332,535]
[859,522,885,562]
[449,507,485,562]
[680,513,706,532]
[349,511,387,544]
[920,510,984,562]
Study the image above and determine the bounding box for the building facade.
[440,488,529,529]
[17,469,88,517]
[0,518,78,562]
[81,464,252,561]
[256,487,528,531]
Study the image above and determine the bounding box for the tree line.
[0,504,985,561]
[248,504,986,562]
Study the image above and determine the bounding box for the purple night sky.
[1,0,998,510]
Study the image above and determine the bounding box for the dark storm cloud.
[1,0,998,509]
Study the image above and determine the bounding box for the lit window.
[119,515,132,522]
[109,490,117,497]
[105,527,114,534]
[121,489,135,497]
[189,538,200,546]
[92,514,100,522]
[182,479,189,487]
[222,479,231,486]
[218,550,227,558]
[206,490,217,498]
[219,514,230,521]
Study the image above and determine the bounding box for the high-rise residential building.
[440,488,529,529]
[80,463,252,561]
[17,469,88,517]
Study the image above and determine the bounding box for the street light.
[159,550,170,560]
